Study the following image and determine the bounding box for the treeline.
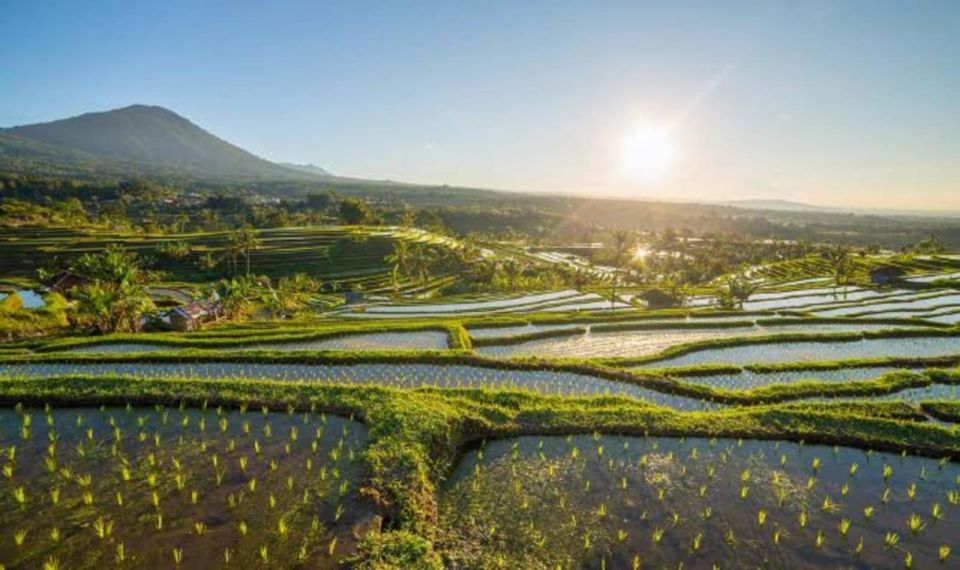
[4,171,960,248]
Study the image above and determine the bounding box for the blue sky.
[2,0,958,209]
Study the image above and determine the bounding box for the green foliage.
[69,245,156,334]
[261,273,321,319]
[639,287,685,309]
[718,273,759,309]
[339,198,373,225]
[209,276,259,321]
[347,531,443,570]
[153,240,192,260]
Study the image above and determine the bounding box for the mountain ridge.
[2,104,325,181]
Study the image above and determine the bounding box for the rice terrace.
[3,1,960,568]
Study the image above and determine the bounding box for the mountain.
[277,162,331,176]
[1,105,320,180]
[723,199,835,213]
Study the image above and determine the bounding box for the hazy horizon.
[3,0,958,209]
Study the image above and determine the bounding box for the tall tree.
[609,230,636,309]
[70,245,155,333]
[719,273,759,309]
[409,244,437,288]
[385,240,412,294]
[821,245,854,293]
[238,227,262,276]
[501,258,523,292]
[224,230,242,276]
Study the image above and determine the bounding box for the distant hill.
[278,162,331,177]
[723,199,834,213]
[1,105,319,180]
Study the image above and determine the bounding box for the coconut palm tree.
[224,231,242,276]
[238,227,263,277]
[719,273,759,309]
[821,245,854,294]
[610,230,636,309]
[409,244,436,288]
[501,258,524,292]
[385,241,412,294]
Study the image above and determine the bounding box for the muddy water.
[439,435,959,569]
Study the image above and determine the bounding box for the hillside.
[2,105,314,180]
[278,162,331,176]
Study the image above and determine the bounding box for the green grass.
[920,401,960,423]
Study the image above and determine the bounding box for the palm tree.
[212,277,256,321]
[385,241,412,294]
[172,213,190,234]
[238,227,263,277]
[610,230,636,309]
[398,206,417,229]
[409,244,436,288]
[224,231,242,276]
[720,273,759,309]
[262,273,320,320]
[821,245,854,295]
[501,258,523,292]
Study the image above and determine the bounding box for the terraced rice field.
[667,366,905,390]
[439,436,960,569]
[813,293,960,318]
[0,362,714,410]
[346,290,633,317]
[63,331,451,353]
[4,265,960,568]
[0,406,370,569]
[466,314,780,339]
[0,226,456,294]
[353,290,583,314]
[906,271,960,283]
[65,343,171,354]
[476,323,930,359]
[644,336,960,368]
[234,331,450,351]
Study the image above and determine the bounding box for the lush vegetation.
[3,179,960,567]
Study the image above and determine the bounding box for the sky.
[2,0,959,210]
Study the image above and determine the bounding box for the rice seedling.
[0,405,367,567]
[438,434,960,569]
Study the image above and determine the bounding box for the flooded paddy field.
[439,435,959,569]
[645,336,960,369]
[62,331,451,354]
[476,323,930,359]
[0,362,716,410]
[0,406,371,569]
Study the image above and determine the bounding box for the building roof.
[170,300,220,321]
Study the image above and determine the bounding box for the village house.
[167,300,223,331]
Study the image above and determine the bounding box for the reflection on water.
[0,289,46,309]
[440,435,960,569]
[0,406,371,569]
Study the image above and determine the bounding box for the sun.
[620,124,678,184]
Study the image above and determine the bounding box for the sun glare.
[620,124,678,184]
